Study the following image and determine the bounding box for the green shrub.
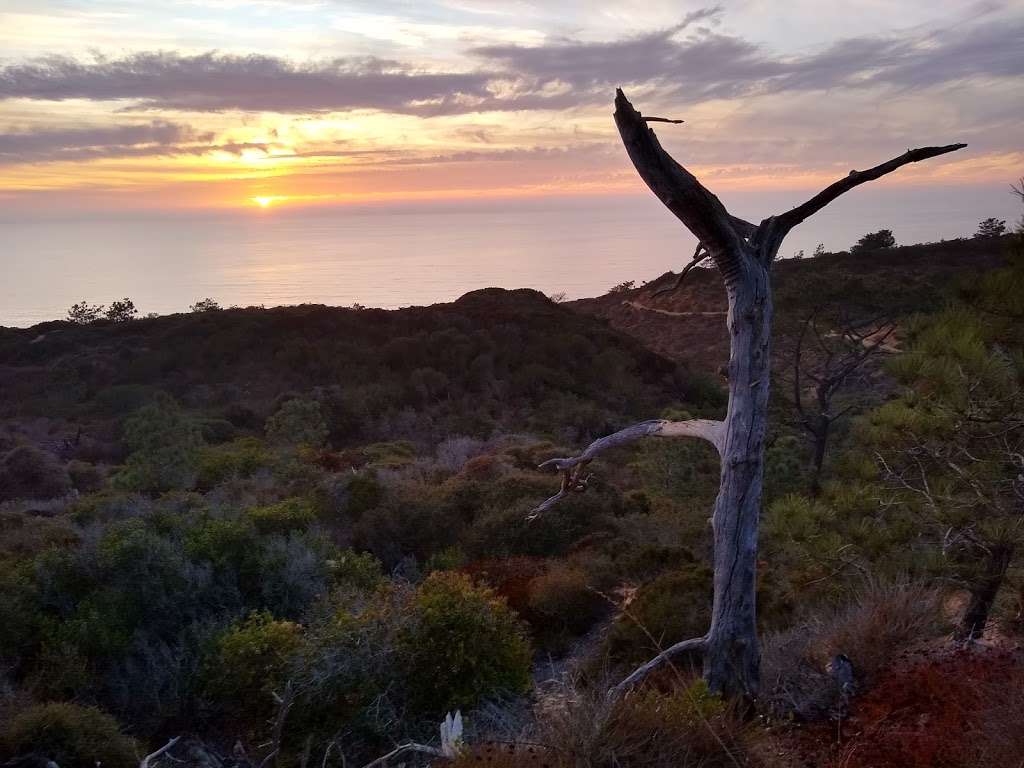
[527,564,607,640]
[93,384,158,416]
[198,418,237,444]
[607,565,712,666]
[330,548,384,591]
[349,482,452,567]
[67,460,104,493]
[342,472,384,517]
[630,439,720,513]
[247,497,316,535]
[674,368,728,410]
[185,517,260,571]
[764,434,808,500]
[362,440,417,467]
[0,702,140,768]
[398,571,532,714]
[0,445,72,502]
[67,489,146,525]
[289,585,407,743]
[466,491,615,559]
[425,545,466,574]
[115,394,203,493]
[205,611,303,721]
[196,436,273,487]
[0,510,77,562]
[266,398,328,447]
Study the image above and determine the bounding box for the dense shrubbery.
[2,251,1022,766]
[606,565,712,666]
[399,571,532,713]
[527,564,608,643]
[196,436,273,487]
[248,496,316,534]
[0,702,140,768]
[205,611,303,724]
[266,397,329,447]
[115,394,203,492]
[0,444,72,501]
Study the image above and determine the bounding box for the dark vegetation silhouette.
[851,229,897,253]
[975,217,1006,238]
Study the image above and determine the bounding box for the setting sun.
[251,196,280,208]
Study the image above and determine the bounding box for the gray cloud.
[0,9,1020,116]
[0,121,273,163]
[474,14,1024,104]
[0,52,497,114]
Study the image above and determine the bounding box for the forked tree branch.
[774,143,967,234]
[529,418,724,519]
[729,215,758,240]
[614,89,746,282]
[652,215,755,297]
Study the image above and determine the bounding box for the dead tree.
[786,309,895,496]
[534,88,965,699]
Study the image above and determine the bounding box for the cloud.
[473,13,1024,104]
[0,51,498,114]
[0,8,1020,117]
[276,143,613,166]
[0,121,272,163]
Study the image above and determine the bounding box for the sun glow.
[251,195,284,208]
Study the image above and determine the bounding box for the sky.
[1,0,1022,216]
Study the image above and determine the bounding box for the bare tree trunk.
[532,89,966,699]
[704,260,772,698]
[956,544,1014,641]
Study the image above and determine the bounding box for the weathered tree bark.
[533,88,965,700]
[702,260,773,698]
[955,543,1014,641]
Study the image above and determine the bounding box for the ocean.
[2,187,1016,327]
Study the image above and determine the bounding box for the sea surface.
[2,187,1016,327]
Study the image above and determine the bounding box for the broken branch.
[529,418,724,519]
[775,143,967,233]
[614,89,746,280]
[653,243,710,296]
[609,635,708,700]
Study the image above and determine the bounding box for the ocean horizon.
[3,187,1016,327]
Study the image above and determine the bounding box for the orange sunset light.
[251,195,286,208]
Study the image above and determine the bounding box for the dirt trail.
[622,299,726,317]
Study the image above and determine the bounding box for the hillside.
[0,287,679,459]
[571,237,1009,370]
[0,236,1021,768]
